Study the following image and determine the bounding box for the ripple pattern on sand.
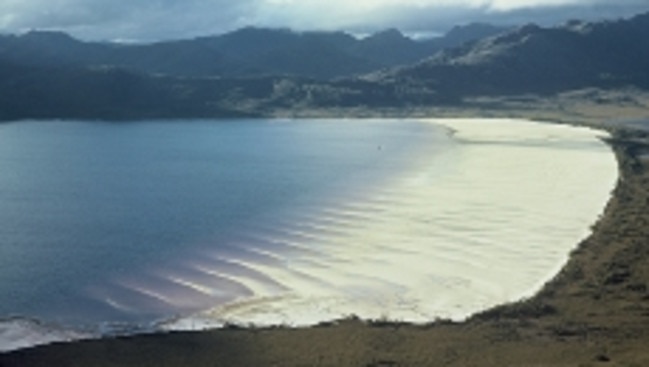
[85,119,616,328]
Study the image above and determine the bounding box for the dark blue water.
[0,119,444,328]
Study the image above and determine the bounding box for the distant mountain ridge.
[0,24,508,79]
[369,11,649,95]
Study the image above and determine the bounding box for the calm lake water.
[0,119,441,325]
[0,118,617,350]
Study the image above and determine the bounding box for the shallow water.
[0,118,616,351]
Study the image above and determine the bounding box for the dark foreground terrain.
[2,111,649,366]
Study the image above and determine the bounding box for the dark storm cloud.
[354,1,649,36]
[0,0,647,41]
[0,0,260,41]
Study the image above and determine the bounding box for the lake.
[0,118,616,350]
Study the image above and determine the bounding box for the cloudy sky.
[0,0,648,41]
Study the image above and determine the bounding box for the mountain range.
[370,12,649,96]
[0,11,648,120]
[0,23,507,80]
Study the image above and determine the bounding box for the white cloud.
[486,0,584,11]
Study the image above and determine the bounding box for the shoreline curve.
[3,120,649,366]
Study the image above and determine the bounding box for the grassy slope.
[270,88,649,126]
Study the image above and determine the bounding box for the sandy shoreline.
[2,102,649,365]
[164,118,615,331]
